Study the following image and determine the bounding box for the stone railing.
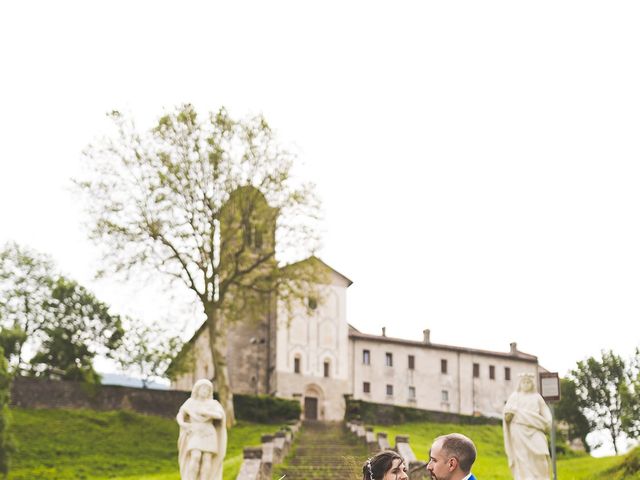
[236,421,301,480]
[345,421,428,480]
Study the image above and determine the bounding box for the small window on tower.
[473,363,480,378]
[441,359,448,374]
[294,356,301,374]
[254,227,263,249]
[323,360,330,378]
[408,355,415,370]
[243,222,252,245]
[505,367,511,381]
[489,365,495,380]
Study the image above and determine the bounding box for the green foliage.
[115,321,183,388]
[0,346,15,479]
[621,348,640,440]
[603,446,640,480]
[345,397,500,426]
[556,378,592,453]
[0,325,26,362]
[76,104,325,424]
[0,242,54,371]
[233,393,300,423]
[10,408,279,480]
[570,350,628,454]
[0,243,123,383]
[30,277,123,383]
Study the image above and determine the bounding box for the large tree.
[76,105,322,426]
[555,377,591,452]
[570,350,627,454]
[621,348,640,441]
[0,243,123,381]
[29,277,124,384]
[0,243,54,372]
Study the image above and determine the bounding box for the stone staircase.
[275,421,369,480]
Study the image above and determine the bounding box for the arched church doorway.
[303,383,324,420]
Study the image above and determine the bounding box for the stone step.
[276,421,368,480]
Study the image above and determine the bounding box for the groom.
[426,433,478,480]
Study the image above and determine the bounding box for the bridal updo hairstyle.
[362,450,404,480]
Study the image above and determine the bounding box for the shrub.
[0,346,16,479]
[233,394,300,423]
[345,397,500,426]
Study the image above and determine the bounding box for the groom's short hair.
[435,433,477,474]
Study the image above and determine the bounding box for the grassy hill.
[372,421,636,480]
[9,408,279,480]
[8,408,638,480]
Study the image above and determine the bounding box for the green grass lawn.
[9,408,280,480]
[371,421,629,480]
[9,408,637,480]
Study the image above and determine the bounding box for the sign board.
[539,372,561,402]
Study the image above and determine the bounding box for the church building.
[172,190,542,421]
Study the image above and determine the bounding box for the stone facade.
[349,329,540,418]
[173,261,352,421]
[173,259,543,420]
[11,376,189,417]
[171,187,544,420]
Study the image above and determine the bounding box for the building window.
[505,367,511,381]
[294,356,301,374]
[442,390,449,402]
[473,363,480,378]
[323,360,330,378]
[255,228,263,249]
[408,355,415,370]
[243,222,253,246]
[308,297,317,310]
[363,350,370,365]
[385,352,393,367]
[441,359,448,374]
[489,365,495,380]
[386,384,394,396]
[408,386,416,399]
[363,382,370,393]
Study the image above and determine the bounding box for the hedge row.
[344,397,500,426]
[233,394,300,423]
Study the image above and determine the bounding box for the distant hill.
[99,372,170,390]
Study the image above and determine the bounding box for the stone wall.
[10,377,189,417]
[10,377,302,423]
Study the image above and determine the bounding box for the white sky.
[1,1,639,396]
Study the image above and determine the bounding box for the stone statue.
[503,373,552,480]
[177,379,227,480]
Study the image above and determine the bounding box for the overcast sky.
[1,0,639,405]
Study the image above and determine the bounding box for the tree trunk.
[206,305,236,428]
